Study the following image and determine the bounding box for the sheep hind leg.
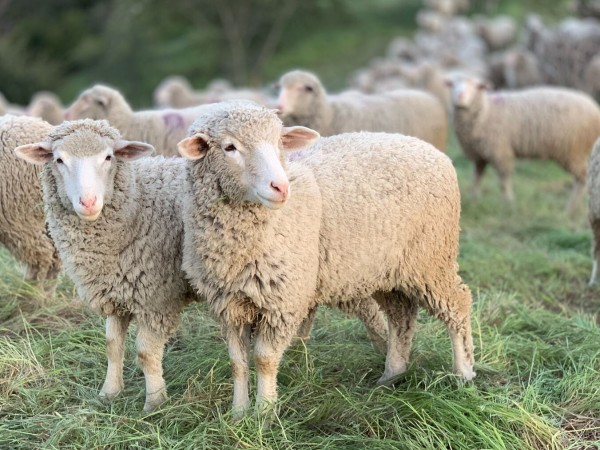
[425,283,475,380]
[566,177,585,215]
[226,323,251,420]
[337,297,388,354]
[136,323,169,412]
[99,313,131,402]
[589,219,600,286]
[472,159,487,199]
[374,291,418,386]
[295,306,317,342]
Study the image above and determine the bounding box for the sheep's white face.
[276,74,322,116]
[447,77,490,109]
[16,134,154,221]
[64,88,113,121]
[179,124,320,210]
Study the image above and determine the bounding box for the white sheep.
[179,101,475,418]
[0,115,60,286]
[446,74,600,211]
[65,84,211,156]
[277,70,448,151]
[16,119,199,412]
[28,91,65,125]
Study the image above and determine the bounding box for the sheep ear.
[93,92,110,108]
[178,133,210,160]
[444,78,454,87]
[14,142,53,165]
[281,126,320,151]
[478,81,493,90]
[114,140,155,161]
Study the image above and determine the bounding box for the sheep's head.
[15,119,154,221]
[64,85,128,121]
[154,76,193,108]
[445,75,492,109]
[276,70,326,117]
[178,101,319,210]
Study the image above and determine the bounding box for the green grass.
[1,141,599,449]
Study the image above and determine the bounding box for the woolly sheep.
[587,137,600,285]
[15,119,199,412]
[277,70,448,151]
[0,115,60,286]
[503,48,542,89]
[178,101,475,418]
[474,15,517,51]
[447,75,600,211]
[28,91,65,125]
[65,84,210,156]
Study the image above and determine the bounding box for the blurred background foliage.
[0,0,573,107]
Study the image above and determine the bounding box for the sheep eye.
[224,144,237,152]
[304,85,314,92]
[105,155,112,162]
[56,158,63,164]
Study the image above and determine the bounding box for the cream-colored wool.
[587,137,600,285]
[278,70,448,151]
[65,84,212,156]
[180,101,474,418]
[0,115,60,285]
[450,75,600,211]
[26,119,198,412]
[28,91,65,125]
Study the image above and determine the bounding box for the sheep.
[64,84,211,156]
[446,74,600,211]
[502,48,542,89]
[28,91,65,125]
[584,54,600,101]
[587,137,600,285]
[15,119,199,412]
[179,101,475,418]
[0,115,60,287]
[277,70,448,151]
[474,15,517,51]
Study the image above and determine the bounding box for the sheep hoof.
[375,373,404,387]
[98,389,121,403]
[455,365,476,381]
[143,390,168,413]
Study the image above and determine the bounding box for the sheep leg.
[253,327,294,415]
[374,291,418,386]
[566,177,585,214]
[472,159,487,198]
[589,219,600,286]
[492,158,514,202]
[426,283,476,380]
[226,323,251,420]
[337,297,388,354]
[99,313,131,401]
[136,324,169,412]
[295,306,317,341]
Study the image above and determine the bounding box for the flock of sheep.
[1,0,600,418]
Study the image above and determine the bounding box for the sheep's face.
[179,105,319,210]
[64,86,117,121]
[446,77,491,109]
[276,71,324,117]
[16,130,154,221]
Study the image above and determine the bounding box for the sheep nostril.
[270,181,289,198]
[79,196,97,209]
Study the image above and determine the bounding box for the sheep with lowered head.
[0,115,60,286]
[15,119,199,412]
[65,84,211,156]
[179,101,474,418]
[277,70,448,151]
[446,74,600,211]
[28,91,65,125]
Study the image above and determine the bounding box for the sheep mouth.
[256,193,287,209]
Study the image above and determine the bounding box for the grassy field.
[0,139,599,449]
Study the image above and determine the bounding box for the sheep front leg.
[589,219,600,286]
[99,313,131,401]
[136,324,169,412]
[254,327,294,415]
[226,324,251,420]
[566,177,585,214]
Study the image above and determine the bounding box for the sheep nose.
[270,181,289,199]
[79,195,97,209]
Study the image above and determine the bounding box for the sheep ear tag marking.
[14,142,53,165]
[114,140,155,161]
[178,133,210,160]
[281,126,320,152]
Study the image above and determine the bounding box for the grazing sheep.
[15,119,199,412]
[447,75,600,211]
[65,84,210,156]
[277,70,448,151]
[588,137,600,285]
[179,101,474,418]
[0,115,60,286]
[28,91,65,125]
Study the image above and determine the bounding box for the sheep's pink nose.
[270,181,289,199]
[79,196,97,210]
